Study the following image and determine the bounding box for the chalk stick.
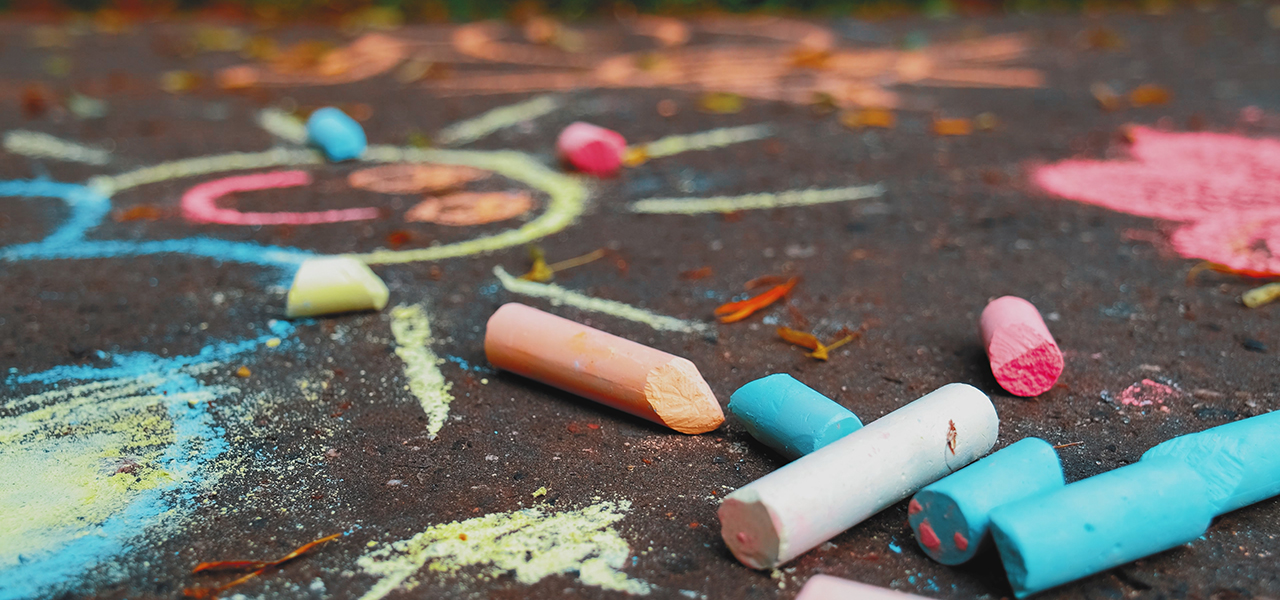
[908,437,1064,565]
[727,374,862,459]
[795,575,935,600]
[1141,409,1280,515]
[979,296,1063,397]
[557,122,626,177]
[988,457,1217,598]
[484,303,724,434]
[718,383,999,569]
[285,257,389,318]
[306,107,366,161]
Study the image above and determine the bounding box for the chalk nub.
[728,374,862,459]
[909,437,1064,565]
[979,296,1063,397]
[557,122,626,177]
[718,383,999,569]
[307,107,366,161]
[484,303,723,434]
[795,575,934,600]
[989,457,1217,598]
[285,257,389,318]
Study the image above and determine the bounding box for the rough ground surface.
[2,6,1279,600]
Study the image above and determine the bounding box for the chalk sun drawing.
[0,323,293,600]
[356,500,649,600]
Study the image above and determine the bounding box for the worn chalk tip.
[717,489,782,570]
[990,335,1063,397]
[557,121,626,177]
[644,357,724,434]
[306,107,367,162]
[980,296,1064,397]
[285,257,389,318]
[908,490,974,565]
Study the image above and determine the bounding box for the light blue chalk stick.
[727,374,862,460]
[988,457,1217,598]
[909,437,1064,565]
[1142,410,1280,515]
[306,107,366,161]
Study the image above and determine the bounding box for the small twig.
[1053,441,1084,449]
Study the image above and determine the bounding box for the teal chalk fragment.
[988,457,1218,598]
[727,374,862,459]
[909,437,1064,565]
[1142,410,1280,515]
[306,107,366,161]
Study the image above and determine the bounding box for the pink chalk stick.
[557,122,626,177]
[796,575,934,600]
[979,296,1063,397]
[181,170,381,226]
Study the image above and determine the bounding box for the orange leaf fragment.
[185,533,340,599]
[1129,84,1171,107]
[777,327,821,350]
[680,266,713,281]
[113,205,165,222]
[840,108,896,130]
[1091,82,1124,111]
[715,278,797,323]
[932,118,973,136]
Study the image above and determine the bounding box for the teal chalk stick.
[727,374,862,459]
[909,437,1064,565]
[1142,410,1280,515]
[988,457,1218,598]
[307,107,366,161]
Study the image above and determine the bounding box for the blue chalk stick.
[1142,410,1280,515]
[306,107,366,161]
[988,457,1217,598]
[909,437,1064,565]
[727,374,862,459]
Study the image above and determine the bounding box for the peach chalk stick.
[718,383,999,569]
[796,575,935,600]
[484,303,724,434]
[979,296,1063,397]
[557,122,626,177]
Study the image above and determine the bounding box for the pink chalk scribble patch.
[1034,126,1280,275]
[1116,378,1179,407]
[181,170,381,226]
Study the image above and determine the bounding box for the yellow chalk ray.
[389,304,454,439]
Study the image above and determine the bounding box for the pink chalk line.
[181,170,380,226]
[1034,126,1280,275]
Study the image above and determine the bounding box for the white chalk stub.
[286,257,389,318]
[718,383,999,569]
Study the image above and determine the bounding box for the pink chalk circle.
[181,170,381,226]
[979,296,1063,397]
[557,121,626,177]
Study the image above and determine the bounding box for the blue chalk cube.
[909,437,1064,565]
[989,457,1217,598]
[727,374,862,459]
[1142,410,1280,515]
[307,107,366,161]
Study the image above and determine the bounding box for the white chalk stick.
[718,383,999,569]
[795,575,935,600]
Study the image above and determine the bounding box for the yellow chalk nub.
[286,257,390,318]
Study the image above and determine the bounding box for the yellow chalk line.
[90,145,589,266]
[435,95,561,146]
[630,183,886,215]
[355,500,649,600]
[4,131,112,166]
[256,108,309,145]
[389,304,454,440]
[633,124,773,160]
[493,265,712,335]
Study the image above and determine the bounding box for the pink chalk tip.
[979,296,1064,397]
[557,121,626,177]
[796,575,934,600]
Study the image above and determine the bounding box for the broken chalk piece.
[307,107,366,161]
[727,374,862,460]
[285,257,389,318]
[1141,409,1280,515]
[795,575,935,600]
[484,303,724,434]
[980,296,1064,397]
[1242,282,1280,308]
[718,383,999,570]
[557,121,626,177]
[989,457,1217,598]
[909,437,1064,565]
